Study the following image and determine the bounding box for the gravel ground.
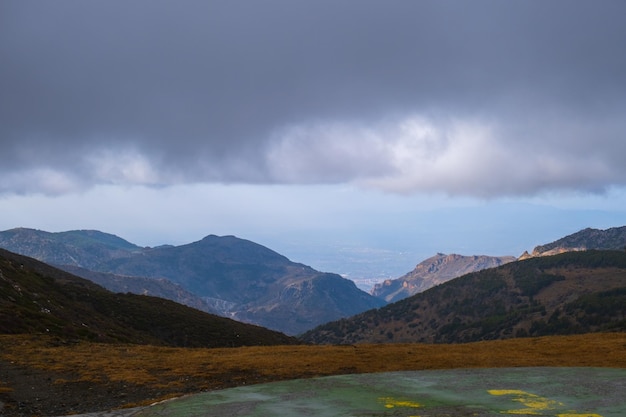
[49,407,146,417]
[0,359,159,417]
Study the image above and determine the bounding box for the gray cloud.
[1,0,625,196]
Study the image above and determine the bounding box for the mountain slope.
[371,253,516,303]
[0,249,296,347]
[59,265,219,314]
[301,250,626,344]
[0,228,217,314]
[0,228,141,269]
[93,234,385,334]
[520,225,626,258]
[0,229,384,335]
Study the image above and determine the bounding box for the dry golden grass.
[1,332,625,407]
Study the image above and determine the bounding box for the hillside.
[301,250,626,344]
[0,228,219,318]
[520,225,626,258]
[59,265,219,315]
[371,253,515,303]
[0,228,384,335]
[91,235,385,334]
[0,248,296,347]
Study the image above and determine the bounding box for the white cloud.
[265,113,626,198]
[266,122,392,183]
[0,168,84,195]
[86,148,162,185]
[368,117,506,195]
[4,112,624,199]
[265,116,508,196]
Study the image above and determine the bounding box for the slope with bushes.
[0,249,296,347]
[301,250,626,344]
[520,225,626,258]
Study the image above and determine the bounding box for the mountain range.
[373,226,626,304]
[2,225,626,341]
[0,228,383,335]
[302,250,626,344]
[0,248,296,347]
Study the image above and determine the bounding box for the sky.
[2,1,626,289]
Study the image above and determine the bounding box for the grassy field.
[1,332,625,412]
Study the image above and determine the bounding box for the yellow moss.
[488,389,563,414]
[556,414,603,417]
[379,396,421,409]
[488,389,607,416]
[556,413,602,417]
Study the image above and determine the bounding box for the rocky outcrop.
[371,253,515,303]
[519,226,626,259]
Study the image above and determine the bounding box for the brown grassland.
[1,332,626,415]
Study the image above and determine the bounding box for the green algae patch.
[136,368,626,417]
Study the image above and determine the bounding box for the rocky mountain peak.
[520,226,626,259]
[371,253,515,303]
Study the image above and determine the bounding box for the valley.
[1,225,626,416]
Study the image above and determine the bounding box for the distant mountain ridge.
[302,250,626,344]
[0,228,384,335]
[371,253,516,303]
[520,226,626,259]
[0,228,141,269]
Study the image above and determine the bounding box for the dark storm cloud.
[1,0,625,195]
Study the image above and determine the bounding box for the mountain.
[82,234,385,335]
[0,228,217,315]
[0,248,297,347]
[0,228,384,335]
[0,228,141,269]
[520,226,626,259]
[301,250,626,344]
[371,253,516,303]
[59,265,219,314]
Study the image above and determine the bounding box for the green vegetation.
[564,287,626,330]
[524,249,626,269]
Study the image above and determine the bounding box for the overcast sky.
[2,1,625,285]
